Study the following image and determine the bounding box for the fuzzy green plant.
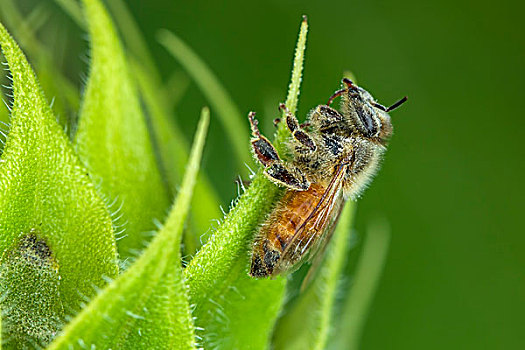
[0,1,390,349]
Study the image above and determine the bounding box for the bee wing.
[274,161,349,275]
[300,198,346,291]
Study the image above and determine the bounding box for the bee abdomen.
[250,237,282,277]
[250,185,323,277]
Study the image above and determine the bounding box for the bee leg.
[248,112,310,191]
[249,112,281,167]
[264,163,310,191]
[279,103,316,152]
[309,105,345,132]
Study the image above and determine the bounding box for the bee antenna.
[385,96,408,112]
[327,78,359,105]
[342,78,356,89]
[327,88,345,106]
[372,102,387,111]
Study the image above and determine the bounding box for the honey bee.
[248,78,406,278]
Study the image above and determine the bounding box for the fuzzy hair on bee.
[248,78,406,278]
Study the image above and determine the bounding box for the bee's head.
[339,78,406,146]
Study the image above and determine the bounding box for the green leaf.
[76,0,170,259]
[0,0,44,59]
[53,0,221,252]
[280,16,308,126]
[330,220,391,350]
[164,69,191,112]
[0,77,8,129]
[199,269,286,349]
[157,29,252,173]
[276,15,309,150]
[184,175,287,350]
[0,0,81,127]
[48,108,209,350]
[202,274,286,349]
[272,203,355,350]
[1,233,64,347]
[184,17,308,349]
[130,60,221,253]
[128,58,194,195]
[104,0,158,82]
[53,0,85,29]
[102,0,222,251]
[0,23,118,348]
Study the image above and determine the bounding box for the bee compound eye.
[355,104,379,137]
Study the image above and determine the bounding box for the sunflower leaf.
[184,17,308,349]
[0,23,118,348]
[48,108,209,350]
[75,0,170,260]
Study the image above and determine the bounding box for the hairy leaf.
[0,0,80,127]
[130,60,221,252]
[53,0,221,252]
[105,0,158,81]
[0,23,118,348]
[184,17,308,349]
[76,0,170,259]
[92,0,221,251]
[49,108,209,350]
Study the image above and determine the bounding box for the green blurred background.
[2,0,524,348]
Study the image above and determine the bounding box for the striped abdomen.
[250,183,325,277]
